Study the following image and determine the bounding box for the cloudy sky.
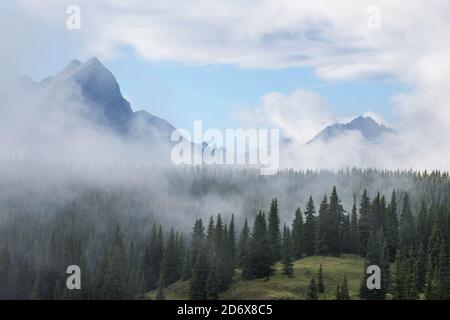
[2,0,450,169]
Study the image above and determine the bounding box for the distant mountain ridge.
[308,116,394,144]
[23,57,178,144]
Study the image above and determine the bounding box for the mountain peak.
[309,115,394,144]
[49,58,133,131]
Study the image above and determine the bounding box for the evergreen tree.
[316,188,346,256]
[281,225,294,277]
[328,187,345,255]
[190,252,208,300]
[317,264,325,293]
[181,248,192,280]
[437,239,450,299]
[359,230,389,300]
[291,207,304,259]
[303,196,317,256]
[156,263,165,300]
[390,249,418,299]
[238,218,250,268]
[390,250,405,299]
[371,193,384,231]
[416,201,429,252]
[341,213,352,253]
[306,277,319,300]
[268,198,281,263]
[163,229,181,285]
[214,215,234,291]
[206,216,215,251]
[316,195,329,255]
[415,243,426,292]
[399,193,416,251]
[191,219,205,268]
[101,227,129,299]
[349,198,359,254]
[384,191,399,261]
[248,212,273,279]
[358,190,371,256]
[425,224,442,300]
[143,224,164,290]
[336,275,350,300]
[205,263,219,300]
[228,214,236,269]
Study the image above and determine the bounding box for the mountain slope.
[309,116,394,144]
[148,255,365,300]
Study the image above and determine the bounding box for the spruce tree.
[228,214,236,269]
[143,224,164,290]
[281,225,294,277]
[359,230,389,300]
[390,250,406,299]
[306,277,319,300]
[358,190,371,256]
[416,201,429,252]
[268,198,281,263]
[329,186,345,255]
[102,227,129,299]
[191,219,205,268]
[315,187,346,256]
[303,196,316,256]
[182,248,192,280]
[249,212,273,279]
[238,218,250,269]
[341,213,352,253]
[190,252,208,300]
[336,275,350,300]
[384,191,399,261]
[349,198,359,254]
[163,229,181,285]
[291,208,304,259]
[399,193,416,251]
[415,243,426,292]
[437,239,450,299]
[206,263,219,300]
[317,264,325,293]
[316,195,329,255]
[156,263,165,300]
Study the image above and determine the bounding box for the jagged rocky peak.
[309,116,394,143]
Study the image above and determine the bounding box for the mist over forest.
[1,1,450,301]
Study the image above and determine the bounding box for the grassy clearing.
[148,254,365,300]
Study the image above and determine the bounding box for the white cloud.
[238,90,334,144]
[12,1,448,77]
[8,0,450,170]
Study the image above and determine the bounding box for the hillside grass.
[148,254,365,300]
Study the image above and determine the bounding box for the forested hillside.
[0,164,449,300]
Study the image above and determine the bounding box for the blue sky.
[5,0,450,170]
[10,0,412,133]
[29,53,406,132]
[108,55,406,132]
